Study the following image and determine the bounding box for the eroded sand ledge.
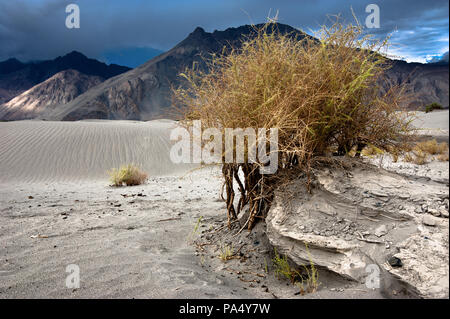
[0,119,196,183]
[266,159,449,298]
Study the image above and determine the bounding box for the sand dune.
[0,119,196,183]
[1,110,447,184]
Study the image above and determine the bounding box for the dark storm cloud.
[0,0,448,63]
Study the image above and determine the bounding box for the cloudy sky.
[0,0,448,65]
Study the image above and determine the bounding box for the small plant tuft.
[404,150,428,165]
[272,245,320,295]
[272,248,300,283]
[437,153,449,162]
[297,244,320,294]
[188,216,204,241]
[403,139,449,164]
[219,244,234,261]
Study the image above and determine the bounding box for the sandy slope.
[0,111,447,184]
[0,119,196,183]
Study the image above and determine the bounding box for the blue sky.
[0,0,448,65]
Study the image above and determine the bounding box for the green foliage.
[188,216,204,241]
[219,243,234,261]
[272,248,300,283]
[425,102,443,113]
[272,245,320,295]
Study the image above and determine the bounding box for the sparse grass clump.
[297,246,319,295]
[437,153,449,162]
[174,19,414,230]
[188,216,203,240]
[272,246,319,295]
[413,150,429,165]
[108,164,147,186]
[219,244,234,261]
[272,248,299,283]
[404,150,428,165]
[386,145,400,162]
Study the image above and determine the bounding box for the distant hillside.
[386,60,449,110]
[0,70,103,121]
[0,51,130,104]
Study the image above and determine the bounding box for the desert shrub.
[174,20,414,230]
[425,102,443,113]
[387,145,400,162]
[403,153,414,163]
[391,153,399,163]
[108,164,147,186]
[403,139,449,164]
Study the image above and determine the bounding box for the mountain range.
[0,70,104,121]
[0,23,448,121]
[0,52,130,105]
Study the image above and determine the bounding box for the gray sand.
[0,116,448,298]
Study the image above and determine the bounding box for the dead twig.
[356,231,384,244]
[156,217,182,222]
